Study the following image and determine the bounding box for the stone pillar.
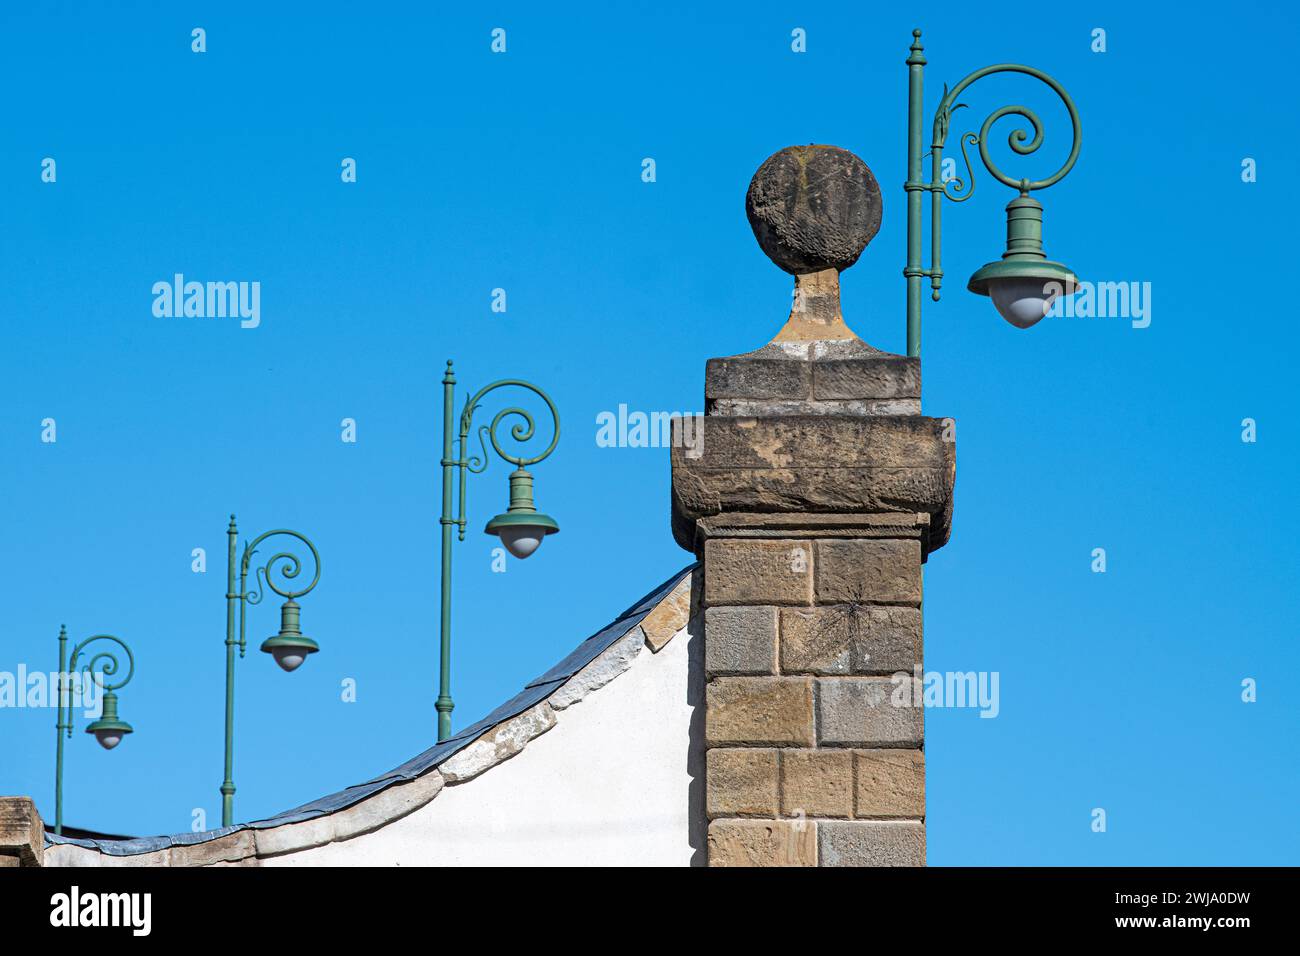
[0,797,45,867]
[671,145,954,867]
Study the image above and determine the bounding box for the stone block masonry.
[677,417,944,863]
[0,797,43,867]
[676,400,946,864]
[694,531,930,866]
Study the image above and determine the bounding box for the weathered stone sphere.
[745,145,882,274]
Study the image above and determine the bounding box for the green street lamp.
[54,628,136,835]
[904,28,1081,353]
[221,515,321,826]
[438,360,560,741]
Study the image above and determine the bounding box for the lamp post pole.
[54,628,136,835]
[903,28,1082,353]
[221,518,239,828]
[438,363,457,743]
[437,359,560,742]
[221,515,322,827]
[905,30,927,358]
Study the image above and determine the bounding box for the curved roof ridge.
[46,564,698,860]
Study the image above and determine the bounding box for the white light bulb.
[500,526,545,559]
[271,646,310,672]
[989,277,1062,329]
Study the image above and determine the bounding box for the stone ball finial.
[745,145,883,275]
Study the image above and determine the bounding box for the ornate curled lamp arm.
[66,635,135,737]
[924,62,1081,303]
[238,530,321,657]
[452,380,560,541]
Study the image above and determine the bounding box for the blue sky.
[2,1,1296,864]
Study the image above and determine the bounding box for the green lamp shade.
[967,257,1078,296]
[485,468,559,559]
[86,692,133,750]
[260,599,319,672]
[260,633,320,672]
[485,510,559,559]
[968,193,1078,329]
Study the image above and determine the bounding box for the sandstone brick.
[706,356,812,401]
[780,605,921,675]
[850,607,922,673]
[440,703,557,783]
[43,845,174,867]
[708,819,816,867]
[0,797,43,867]
[680,416,948,472]
[818,820,925,866]
[705,606,777,675]
[816,677,923,747]
[708,398,921,416]
[39,844,87,867]
[781,749,852,818]
[258,770,448,857]
[641,573,696,652]
[814,539,921,605]
[706,677,815,746]
[550,628,643,709]
[812,356,920,400]
[331,771,445,842]
[706,749,778,818]
[671,415,955,554]
[170,829,256,867]
[704,539,812,606]
[855,750,925,818]
[780,607,850,674]
[255,816,336,858]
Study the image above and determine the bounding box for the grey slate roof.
[47,563,697,856]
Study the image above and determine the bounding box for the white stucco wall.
[263,621,703,867]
